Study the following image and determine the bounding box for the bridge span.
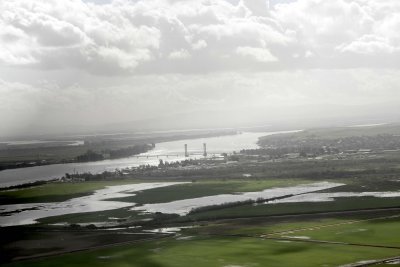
[134,143,214,158]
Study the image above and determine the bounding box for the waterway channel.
[0,130,297,187]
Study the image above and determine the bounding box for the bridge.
[133,143,214,158]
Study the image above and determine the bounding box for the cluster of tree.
[158,159,200,168]
[241,146,334,158]
[75,150,103,162]
[63,151,400,185]
[0,179,53,191]
[188,199,258,214]
[188,196,290,215]
[75,144,153,162]
[258,133,400,154]
[188,193,299,215]
[242,133,400,160]
[63,163,160,181]
[0,160,57,171]
[105,144,152,159]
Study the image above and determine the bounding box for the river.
[0,130,297,187]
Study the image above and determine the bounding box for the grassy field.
[0,178,312,205]
[109,179,311,204]
[181,196,400,222]
[4,210,400,266]
[0,179,311,226]
[2,178,400,226]
[269,216,400,247]
[36,207,150,225]
[0,180,141,204]
[4,234,399,267]
[226,214,400,247]
[32,179,307,226]
[2,178,400,266]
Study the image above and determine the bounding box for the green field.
[0,178,311,226]
[0,178,311,205]
[37,207,150,225]
[4,211,400,266]
[181,196,400,222]
[4,234,399,267]
[0,180,140,204]
[109,179,310,204]
[227,214,400,247]
[2,177,400,227]
[2,177,400,266]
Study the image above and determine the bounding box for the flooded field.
[132,182,344,215]
[270,191,400,203]
[0,182,187,227]
[2,180,400,227]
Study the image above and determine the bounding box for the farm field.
[4,213,400,267]
[1,176,400,266]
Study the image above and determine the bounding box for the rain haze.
[1,0,400,137]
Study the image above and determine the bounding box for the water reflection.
[132,182,344,215]
[0,182,187,227]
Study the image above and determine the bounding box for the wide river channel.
[0,131,297,187]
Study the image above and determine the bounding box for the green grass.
[225,214,400,247]
[0,180,140,204]
[269,216,400,247]
[1,179,313,226]
[182,197,400,221]
[0,179,311,205]
[4,236,399,267]
[3,180,400,266]
[323,176,400,192]
[37,207,150,225]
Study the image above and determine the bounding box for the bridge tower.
[184,144,189,157]
[203,143,207,157]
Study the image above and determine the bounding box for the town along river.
[0,131,297,187]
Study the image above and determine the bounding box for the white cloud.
[236,46,278,62]
[0,0,161,73]
[305,50,314,58]
[2,0,400,74]
[168,49,191,60]
[191,39,207,50]
[337,35,395,54]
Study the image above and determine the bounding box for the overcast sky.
[1,0,400,137]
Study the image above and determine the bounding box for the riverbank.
[0,130,238,172]
[0,131,285,188]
